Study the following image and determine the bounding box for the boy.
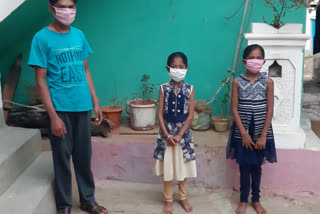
[28,0,107,213]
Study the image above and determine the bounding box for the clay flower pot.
[212,116,229,132]
[101,105,124,129]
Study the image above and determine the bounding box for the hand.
[166,135,177,147]
[93,104,103,126]
[172,134,183,144]
[241,133,255,151]
[51,116,66,138]
[255,135,266,150]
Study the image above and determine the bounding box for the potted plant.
[127,74,157,131]
[212,69,234,132]
[101,82,126,129]
[247,1,311,36]
[263,0,311,29]
[227,0,311,35]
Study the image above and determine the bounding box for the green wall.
[0,0,306,114]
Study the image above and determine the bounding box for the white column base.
[274,128,306,149]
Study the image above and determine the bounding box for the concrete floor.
[70,180,320,214]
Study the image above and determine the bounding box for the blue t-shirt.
[28,26,93,112]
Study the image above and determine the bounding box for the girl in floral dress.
[154,52,197,214]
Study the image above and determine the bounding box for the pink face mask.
[53,6,76,26]
[245,59,264,73]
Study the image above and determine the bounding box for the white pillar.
[245,23,310,149]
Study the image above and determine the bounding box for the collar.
[239,72,267,82]
[169,80,185,89]
[168,80,185,95]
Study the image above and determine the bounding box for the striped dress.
[226,72,277,165]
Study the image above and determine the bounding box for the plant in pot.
[101,83,126,129]
[228,0,311,34]
[127,74,157,131]
[263,0,311,29]
[212,70,234,132]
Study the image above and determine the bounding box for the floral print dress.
[154,81,197,181]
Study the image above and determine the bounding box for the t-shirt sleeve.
[28,33,48,68]
[81,31,93,60]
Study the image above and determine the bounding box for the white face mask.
[169,67,187,82]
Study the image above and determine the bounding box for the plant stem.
[277,0,286,27]
[221,103,224,116]
[225,0,246,20]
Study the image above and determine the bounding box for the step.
[0,152,55,214]
[0,126,41,195]
[305,129,320,151]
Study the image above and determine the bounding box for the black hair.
[243,44,265,59]
[167,52,188,67]
[49,0,77,5]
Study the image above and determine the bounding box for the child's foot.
[179,200,193,213]
[164,201,173,214]
[252,202,267,214]
[236,203,247,214]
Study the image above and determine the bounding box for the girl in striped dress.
[227,44,277,214]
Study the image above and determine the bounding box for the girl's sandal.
[80,201,108,214]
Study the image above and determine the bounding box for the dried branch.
[264,0,312,28]
[225,0,246,20]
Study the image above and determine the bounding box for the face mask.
[169,67,187,82]
[245,59,264,73]
[53,6,76,26]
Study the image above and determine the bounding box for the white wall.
[305,0,318,57]
[0,0,26,23]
